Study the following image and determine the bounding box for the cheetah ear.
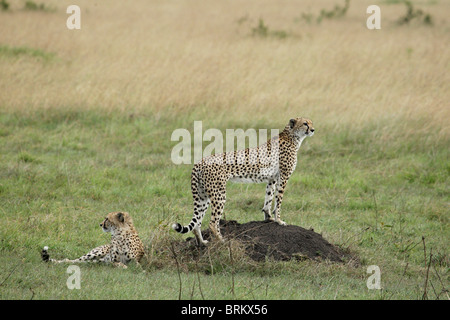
[117,212,125,223]
[289,118,296,129]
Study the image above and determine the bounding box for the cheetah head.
[287,117,314,139]
[100,211,134,234]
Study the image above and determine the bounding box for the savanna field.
[0,0,449,300]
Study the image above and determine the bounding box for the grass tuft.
[0,45,56,62]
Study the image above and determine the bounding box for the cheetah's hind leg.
[262,180,276,222]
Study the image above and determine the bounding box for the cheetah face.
[100,217,113,233]
[288,117,314,138]
[100,212,131,234]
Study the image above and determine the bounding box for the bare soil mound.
[185,220,355,263]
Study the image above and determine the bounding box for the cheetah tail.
[171,222,193,234]
[172,165,201,235]
[41,246,50,262]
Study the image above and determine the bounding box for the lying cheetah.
[41,211,144,268]
[172,117,314,245]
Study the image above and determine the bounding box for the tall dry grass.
[0,0,449,133]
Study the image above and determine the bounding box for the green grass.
[23,1,56,12]
[0,45,56,62]
[0,108,448,299]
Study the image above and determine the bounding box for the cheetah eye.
[303,122,308,126]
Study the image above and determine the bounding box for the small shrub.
[317,0,350,23]
[251,18,290,39]
[270,30,288,39]
[299,13,314,24]
[252,19,269,37]
[146,231,255,275]
[0,45,56,62]
[18,152,38,163]
[297,0,350,25]
[0,0,9,11]
[23,0,55,12]
[397,1,433,26]
[236,14,249,25]
[24,1,43,10]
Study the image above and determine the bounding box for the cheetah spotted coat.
[173,117,314,245]
[42,212,144,268]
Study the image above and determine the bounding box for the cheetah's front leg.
[272,177,288,226]
[113,262,128,269]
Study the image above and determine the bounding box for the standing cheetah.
[172,117,314,245]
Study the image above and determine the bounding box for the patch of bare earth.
[184,220,357,264]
